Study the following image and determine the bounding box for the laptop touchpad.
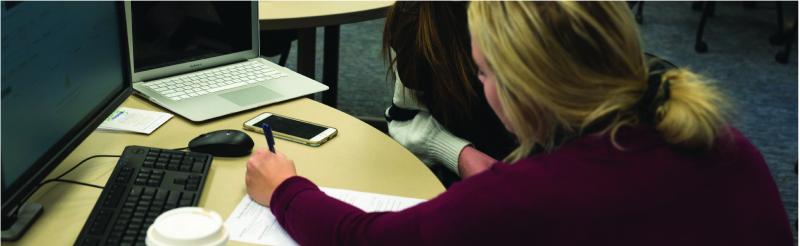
[219,86,283,106]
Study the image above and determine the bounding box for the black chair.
[769,2,797,64]
[694,1,795,64]
[636,1,795,64]
[629,1,645,24]
[692,1,716,53]
[260,29,298,66]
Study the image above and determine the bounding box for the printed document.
[224,187,425,245]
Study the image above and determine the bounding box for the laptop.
[124,1,327,122]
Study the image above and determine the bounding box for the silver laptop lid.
[124,1,259,82]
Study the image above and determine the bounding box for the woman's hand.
[458,146,498,178]
[245,148,297,206]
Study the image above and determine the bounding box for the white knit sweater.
[386,71,470,176]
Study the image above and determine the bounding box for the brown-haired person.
[382,2,516,182]
[245,2,793,245]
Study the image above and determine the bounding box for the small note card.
[98,107,173,134]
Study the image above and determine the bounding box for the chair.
[769,2,797,64]
[629,1,645,24]
[692,1,716,53]
[637,1,794,63]
[694,1,795,64]
[260,29,298,66]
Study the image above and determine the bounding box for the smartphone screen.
[254,115,328,139]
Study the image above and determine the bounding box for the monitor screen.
[130,1,252,72]
[1,1,130,221]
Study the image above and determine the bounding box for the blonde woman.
[245,2,793,245]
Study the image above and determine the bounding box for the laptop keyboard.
[143,61,288,101]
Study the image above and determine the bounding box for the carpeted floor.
[265,1,798,236]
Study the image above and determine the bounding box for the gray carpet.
[265,1,798,235]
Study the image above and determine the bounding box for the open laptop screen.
[131,2,251,72]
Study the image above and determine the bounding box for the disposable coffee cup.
[146,207,228,246]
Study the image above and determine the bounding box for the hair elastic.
[637,72,672,123]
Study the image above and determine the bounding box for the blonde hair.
[468,2,729,162]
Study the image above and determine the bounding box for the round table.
[259,1,394,107]
[6,96,443,245]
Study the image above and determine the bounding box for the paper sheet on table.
[224,187,425,246]
[98,107,172,134]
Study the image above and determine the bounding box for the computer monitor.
[1,1,131,239]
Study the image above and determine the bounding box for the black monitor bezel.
[1,2,133,221]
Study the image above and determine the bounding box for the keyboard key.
[155,189,168,201]
[192,162,205,173]
[106,238,120,245]
[143,187,156,196]
[121,235,136,244]
[207,82,247,93]
[189,153,208,162]
[183,193,196,202]
[130,186,142,195]
[167,192,181,206]
[179,199,192,207]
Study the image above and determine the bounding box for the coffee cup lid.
[146,207,228,246]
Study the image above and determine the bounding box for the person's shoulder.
[708,126,764,164]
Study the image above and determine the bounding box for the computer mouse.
[189,129,254,157]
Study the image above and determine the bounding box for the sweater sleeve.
[386,55,470,175]
[269,164,525,246]
[270,176,425,245]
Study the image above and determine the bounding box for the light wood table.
[7,96,444,245]
[259,1,394,107]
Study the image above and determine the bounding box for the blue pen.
[261,123,276,153]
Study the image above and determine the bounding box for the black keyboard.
[74,146,213,246]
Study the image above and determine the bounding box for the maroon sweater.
[269,126,793,245]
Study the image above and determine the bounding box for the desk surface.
[9,96,444,245]
[259,1,393,30]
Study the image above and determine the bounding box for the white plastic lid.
[146,207,228,246]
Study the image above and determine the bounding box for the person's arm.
[388,62,490,176]
[269,177,426,245]
[457,146,498,178]
[269,168,517,245]
[246,147,528,245]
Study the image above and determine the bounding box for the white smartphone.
[243,112,337,147]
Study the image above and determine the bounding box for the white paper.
[98,107,173,134]
[224,187,425,246]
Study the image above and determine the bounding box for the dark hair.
[382,2,480,127]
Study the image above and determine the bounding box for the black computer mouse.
[188,129,254,157]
